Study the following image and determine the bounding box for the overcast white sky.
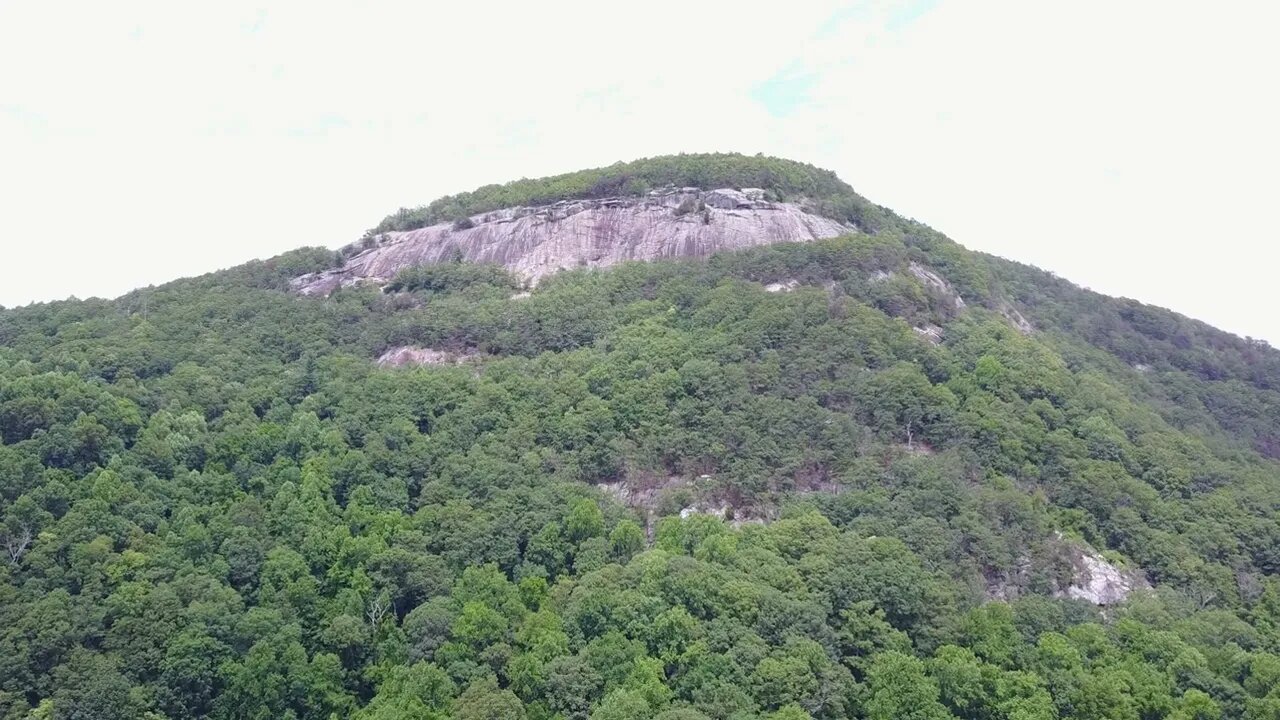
[2,1,1278,341]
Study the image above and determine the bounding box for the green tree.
[49,651,137,720]
[609,520,645,561]
[566,500,606,543]
[453,676,526,720]
[864,652,955,720]
[357,661,455,720]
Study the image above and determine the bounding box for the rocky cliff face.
[292,188,852,295]
[1059,542,1149,606]
[986,534,1148,606]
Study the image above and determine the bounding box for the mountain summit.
[295,154,871,294]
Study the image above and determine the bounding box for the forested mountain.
[2,155,1279,720]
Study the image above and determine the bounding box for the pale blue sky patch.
[750,63,821,118]
[814,4,869,38]
[283,113,353,139]
[756,1,940,117]
[815,0,938,37]
[886,0,941,31]
[0,104,44,130]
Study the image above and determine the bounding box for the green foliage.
[385,262,519,295]
[4,159,1280,718]
[865,652,953,720]
[370,153,883,233]
[453,676,525,720]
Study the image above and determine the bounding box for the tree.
[452,676,525,720]
[1170,689,1221,720]
[766,706,813,720]
[566,500,605,543]
[543,655,603,720]
[49,651,138,720]
[593,689,654,720]
[609,520,645,561]
[857,363,955,448]
[357,661,456,720]
[158,628,232,720]
[864,652,955,720]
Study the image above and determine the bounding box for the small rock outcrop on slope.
[293,188,851,295]
[1059,543,1148,606]
[375,346,477,368]
[909,261,966,311]
[986,535,1149,606]
[1045,533,1148,606]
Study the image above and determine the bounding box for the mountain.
[2,154,1280,720]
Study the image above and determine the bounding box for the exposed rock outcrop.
[679,503,732,519]
[913,324,944,344]
[1000,303,1036,334]
[985,535,1149,606]
[293,188,852,295]
[1060,543,1148,605]
[764,279,800,293]
[375,346,477,368]
[703,188,755,209]
[1035,534,1149,606]
[597,478,676,513]
[909,262,966,311]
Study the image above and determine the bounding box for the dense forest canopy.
[369,153,891,234]
[3,156,1280,719]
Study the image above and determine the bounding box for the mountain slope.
[2,155,1280,719]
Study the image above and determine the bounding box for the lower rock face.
[375,346,476,368]
[1062,546,1148,605]
[986,536,1149,606]
[1051,534,1149,606]
[293,188,851,295]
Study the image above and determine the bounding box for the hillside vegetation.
[3,157,1280,719]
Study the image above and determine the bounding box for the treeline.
[369,153,891,234]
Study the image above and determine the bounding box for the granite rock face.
[374,346,476,368]
[1062,546,1148,605]
[293,188,852,295]
[1054,534,1149,606]
[986,535,1149,605]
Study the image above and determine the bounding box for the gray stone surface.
[375,346,476,368]
[294,188,851,295]
[909,261,966,310]
[1057,535,1149,605]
